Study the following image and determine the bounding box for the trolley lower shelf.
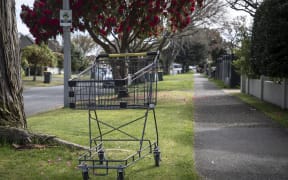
[77,107,160,180]
[78,141,160,179]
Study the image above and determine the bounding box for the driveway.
[23,86,63,117]
[193,74,288,180]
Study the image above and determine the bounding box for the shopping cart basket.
[68,51,160,180]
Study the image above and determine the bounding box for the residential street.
[23,86,63,117]
[193,74,288,180]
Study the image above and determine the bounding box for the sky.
[16,0,34,35]
[16,0,252,36]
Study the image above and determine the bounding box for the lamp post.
[62,0,71,107]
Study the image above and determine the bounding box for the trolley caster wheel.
[154,147,161,167]
[78,162,89,180]
[81,164,89,180]
[82,171,89,180]
[117,168,124,180]
[98,149,105,165]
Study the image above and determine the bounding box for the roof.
[19,34,34,49]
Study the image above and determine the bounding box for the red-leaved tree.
[21,0,203,53]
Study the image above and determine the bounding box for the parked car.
[189,66,197,73]
[170,63,182,75]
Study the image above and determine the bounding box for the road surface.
[23,86,64,117]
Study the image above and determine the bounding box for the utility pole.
[62,0,71,107]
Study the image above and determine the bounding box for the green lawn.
[0,73,199,180]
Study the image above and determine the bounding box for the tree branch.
[85,22,111,53]
[111,31,121,52]
[225,0,261,17]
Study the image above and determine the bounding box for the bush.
[233,37,256,77]
[250,0,288,78]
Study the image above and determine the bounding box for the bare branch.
[189,0,227,27]
[225,0,262,17]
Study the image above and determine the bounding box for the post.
[282,78,287,109]
[247,77,250,95]
[240,75,246,93]
[63,0,71,107]
[260,75,264,100]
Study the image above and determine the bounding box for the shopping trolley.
[68,51,160,180]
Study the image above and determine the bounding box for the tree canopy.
[20,0,203,53]
[160,27,225,74]
[72,34,99,56]
[175,41,207,72]
[221,16,250,54]
[21,44,57,80]
[250,0,288,78]
[70,43,89,73]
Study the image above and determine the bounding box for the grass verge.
[1,73,198,180]
[208,76,288,128]
[22,74,64,88]
[234,93,288,128]
[208,77,229,89]
[208,77,240,89]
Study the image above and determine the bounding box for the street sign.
[60,10,72,26]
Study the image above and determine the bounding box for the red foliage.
[20,0,204,45]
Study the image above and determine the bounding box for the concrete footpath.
[193,74,288,180]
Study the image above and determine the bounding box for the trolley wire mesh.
[68,52,158,110]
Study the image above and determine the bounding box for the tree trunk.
[0,0,27,128]
[0,126,88,150]
[33,64,37,81]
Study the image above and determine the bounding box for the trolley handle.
[96,51,158,60]
[76,51,159,79]
[147,51,158,56]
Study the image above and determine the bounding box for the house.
[19,34,34,49]
[48,39,62,53]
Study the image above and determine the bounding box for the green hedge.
[251,0,288,78]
